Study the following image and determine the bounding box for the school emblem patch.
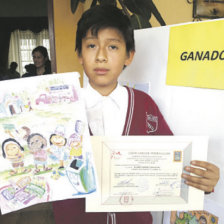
[146,113,158,133]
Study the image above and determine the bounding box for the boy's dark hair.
[75,5,135,55]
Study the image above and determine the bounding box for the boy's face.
[78,28,134,95]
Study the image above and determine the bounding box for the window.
[8,29,50,75]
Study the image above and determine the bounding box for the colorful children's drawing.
[68,120,85,159]
[68,133,83,159]
[169,210,218,224]
[49,125,68,169]
[65,120,96,194]
[2,124,31,142]
[66,152,96,194]
[0,176,50,212]
[2,138,31,175]
[27,133,52,174]
[0,72,96,214]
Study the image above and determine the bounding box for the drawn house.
[0,94,23,117]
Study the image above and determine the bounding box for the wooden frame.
[193,0,224,19]
[48,0,57,73]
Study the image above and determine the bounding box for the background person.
[32,46,51,75]
[6,61,20,79]
[22,64,36,78]
[0,66,6,80]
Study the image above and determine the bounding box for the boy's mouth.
[94,68,109,75]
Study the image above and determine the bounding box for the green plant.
[70,0,166,29]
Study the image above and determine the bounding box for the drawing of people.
[49,126,67,169]
[15,95,24,112]
[3,124,31,145]
[68,133,83,159]
[27,133,52,174]
[198,215,207,224]
[18,126,31,141]
[27,98,32,111]
[1,138,30,175]
[23,98,32,111]
[69,120,85,159]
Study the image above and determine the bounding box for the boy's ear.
[124,50,135,66]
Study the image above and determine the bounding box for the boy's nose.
[96,48,107,62]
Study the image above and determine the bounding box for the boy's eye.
[87,44,95,49]
[109,45,118,50]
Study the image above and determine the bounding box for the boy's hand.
[181,160,220,193]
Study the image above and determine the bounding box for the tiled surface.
[0,202,55,224]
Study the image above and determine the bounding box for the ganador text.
[180,50,224,61]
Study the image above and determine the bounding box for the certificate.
[86,136,208,212]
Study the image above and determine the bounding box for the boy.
[53,5,219,224]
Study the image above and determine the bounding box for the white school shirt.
[83,83,128,136]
